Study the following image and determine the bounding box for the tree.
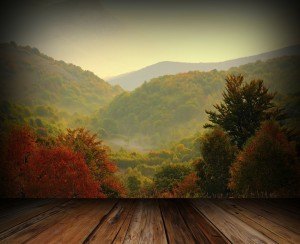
[57,128,117,179]
[0,126,36,197]
[229,121,299,196]
[57,128,124,197]
[173,172,200,198]
[126,175,141,197]
[154,164,191,194]
[101,176,126,198]
[205,75,276,148]
[0,126,103,198]
[195,128,237,196]
[25,147,103,198]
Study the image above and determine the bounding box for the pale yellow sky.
[83,15,296,78]
[2,0,299,78]
[69,1,299,78]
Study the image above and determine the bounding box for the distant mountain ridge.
[108,45,300,90]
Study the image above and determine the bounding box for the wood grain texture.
[0,199,66,234]
[86,199,134,243]
[235,200,300,234]
[27,199,117,244]
[113,200,137,244]
[160,199,197,244]
[215,200,299,243]
[192,199,275,243]
[0,199,299,244]
[180,200,228,244]
[123,200,167,244]
[0,200,79,243]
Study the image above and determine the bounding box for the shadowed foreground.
[0,199,299,243]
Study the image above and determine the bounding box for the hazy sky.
[1,0,299,78]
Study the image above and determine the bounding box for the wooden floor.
[0,199,299,243]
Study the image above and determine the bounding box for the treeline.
[92,56,300,148]
[1,75,299,198]
[117,75,299,197]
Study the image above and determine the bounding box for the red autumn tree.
[0,126,36,197]
[57,128,124,197]
[57,128,116,178]
[1,126,105,198]
[26,147,103,198]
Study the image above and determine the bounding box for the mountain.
[95,56,300,149]
[108,45,300,90]
[0,42,123,114]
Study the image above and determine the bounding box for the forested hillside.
[94,56,300,148]
[0,42,123,114]
[0,42,299,198]
[96,71,225,148]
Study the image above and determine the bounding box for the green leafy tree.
[154,164,191,194]
[127,176,141,197]
[205,75,276,148]
[229,121,299,196]
[196,128,237,196]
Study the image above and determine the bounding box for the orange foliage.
[158,191,176,198]
[1,126,105,198]
[101,176,126,198]
[57,128,124,197]
[173,172,199,198]
[57,128,117,178]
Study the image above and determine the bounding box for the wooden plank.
[253,199,300,218]
[86,199,134,243]
[0,199,66,234]
[215,200,300,244]
[179,200,228,244]
[266,199,300,215]
[0,199,40,212]
[25,199,117,244]
[0,199,54,220]
[0,200,80,243]
[121,200,167,244]
[236,200,300,235]
[1,199,299,244]
[113,201,137,244]
[160,199,196,244]
[192,199,275,243]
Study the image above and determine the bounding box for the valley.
[1,42,299,198]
